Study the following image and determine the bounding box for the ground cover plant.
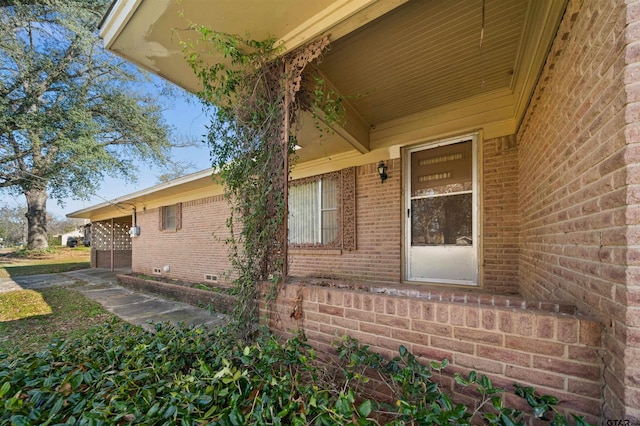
[0,322,592,425]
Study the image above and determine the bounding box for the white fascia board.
[99,0,143,48]
[279,0,377,51]
[66,168,216,218]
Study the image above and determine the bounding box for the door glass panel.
[411,141,472,197]
[411,194,472,246]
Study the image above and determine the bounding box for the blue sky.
[2,94,213,219]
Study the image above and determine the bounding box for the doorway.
[406,135,478,285]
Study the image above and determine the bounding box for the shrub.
[0,322,592,425]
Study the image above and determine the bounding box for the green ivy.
[336,335,593,425]
[181,28,336,337]
[182,30,285,336]
[0,323,593,425]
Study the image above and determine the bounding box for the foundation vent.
[152,267,162,275]
[204,274,218,282]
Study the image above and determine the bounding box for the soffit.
[102,0,370,91]
[318,0,528,125]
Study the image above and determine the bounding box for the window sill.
[289,248,342,256]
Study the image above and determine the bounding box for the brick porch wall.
[263,282,604,423]
[517,0,638,420]
[132,195,233,284]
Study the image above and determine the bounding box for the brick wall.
[517,0,638,419]
[622,0,640,420]
[118,274,236,314]
[289,154,520,293]
[263,282,604,423]
[482,135,519,294]
[126,154,519,291]
[289,160,402,283]
[132,195,233,284]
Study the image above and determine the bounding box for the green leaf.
[491,395,503,410]
[399,345,407,357]
[533,405,547,418]
[483,413,498,423]
[454,374,470,386]
[480,375,492,389]
[70,372,83,389]
[357,400,372,417]
[541,395,559,405]
[573,415,589,426]
[9,415,31,426]
[163,405,177,419]
[499,412,517,426]
[147,403,160,417]
[228,407,245,426]
[197,395,213,406]
[0,382,10,398]
[49,397,64,419]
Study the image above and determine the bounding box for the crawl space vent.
[204,274,218,282]
[152,268,162,275]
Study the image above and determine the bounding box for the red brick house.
[68,0,640,421]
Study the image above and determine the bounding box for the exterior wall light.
[377,161,388,183]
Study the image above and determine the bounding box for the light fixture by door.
[377,161,388,183]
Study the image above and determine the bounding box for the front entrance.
[406,135,478,285]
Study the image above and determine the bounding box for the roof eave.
[66,168,217,219]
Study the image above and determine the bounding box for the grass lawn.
[0,246,90,278]
[0,287,118,353]
[0,247,117,353]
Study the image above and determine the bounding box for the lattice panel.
[91,219,132,251]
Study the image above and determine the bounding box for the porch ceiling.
[319,0,526,125]
[101,0,566,162]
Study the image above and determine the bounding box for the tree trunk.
[24,189,48,250]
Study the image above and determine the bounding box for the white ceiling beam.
[313,72,371,153]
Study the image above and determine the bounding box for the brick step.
[288,277,577,315]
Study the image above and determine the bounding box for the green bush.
[0,322,592,425]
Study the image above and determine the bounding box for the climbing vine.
[182,29,332,336]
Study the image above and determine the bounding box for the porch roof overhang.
[66,168,221,221]
[100,0,567,163]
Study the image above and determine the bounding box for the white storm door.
[406,136,478,285]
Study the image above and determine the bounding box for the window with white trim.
[289,176,339,245]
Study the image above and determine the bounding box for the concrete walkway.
[0,268,228,331]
